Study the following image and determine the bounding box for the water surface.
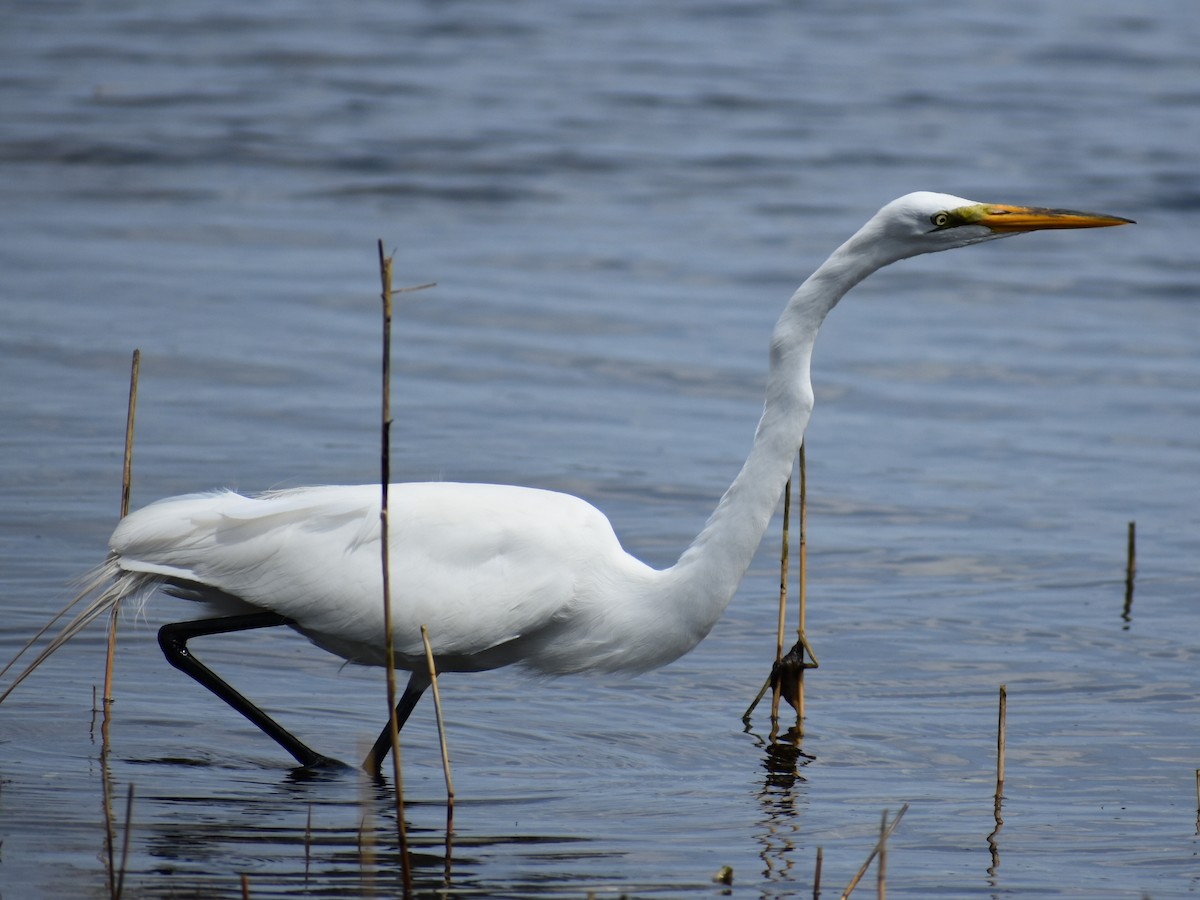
[2,1,1198,896]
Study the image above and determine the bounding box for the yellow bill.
[972,204,1135,232]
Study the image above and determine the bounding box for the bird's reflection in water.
[751,723,815,886]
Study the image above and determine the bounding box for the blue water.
[2,1,1198,896]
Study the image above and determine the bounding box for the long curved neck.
[659,224,894,634]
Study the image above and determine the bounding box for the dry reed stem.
[839,803,907,899]
[798,633,820,669]
[988,684,1007,874]
[813,846,823,900]
[420,625,455,810]
[794,443,808,729]
[876,809,887,900]
[770,473,793,721]
[119,349,139,521]
[420,624,456,881]
[743,672,772,721]
[102,350,140,900]
[377,240,413,894]
[1122,521,1136,622]
[102,349,139,706]
[240,873,251,900]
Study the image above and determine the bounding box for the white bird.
[0,192,1131,772]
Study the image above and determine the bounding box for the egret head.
[865,191,1134,263]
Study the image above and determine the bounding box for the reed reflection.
[751,723,814,888]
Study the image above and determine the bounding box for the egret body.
[1,192,1131,771]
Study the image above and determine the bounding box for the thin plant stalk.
[770,472,793,721]
[1122,520,1136,622]
[102,350,140,900]
[839,803,908,899]
[876,809,887,900]
[794,443,807,728]
[744,671,772,721]
[421,625,456,882]
[377,240,413,893]
[813,846,823,900]
[102,348,139,706]
[988,685,1007,876]
[420,625,455,812]
[118,350,139,521]
[743,467,793,724]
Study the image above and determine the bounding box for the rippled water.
[2,1,1198,897]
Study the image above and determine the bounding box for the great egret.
[1,192,1131,772]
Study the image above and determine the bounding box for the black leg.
[362,670,430,775]
[158,613,345,770]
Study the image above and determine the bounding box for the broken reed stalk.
[813,846,823,900]
[1122,521,1136,621]
[839,803,908,899]
[420,625,455,813]
[744,670,772,721]
[102,349,140,706]
[770,472,793,721]
[377,240,413,894]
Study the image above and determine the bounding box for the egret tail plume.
[0,559,149,704]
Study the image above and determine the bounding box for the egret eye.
[930,212,951,228]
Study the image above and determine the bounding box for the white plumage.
[114,484,667,674]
